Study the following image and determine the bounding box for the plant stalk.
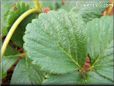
[0,0,42,63]
[33,0,42,11]
[0,9,38,62]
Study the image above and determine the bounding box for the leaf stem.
[19,52,26,58]
[0,8,39,62]
[33,0,42,11]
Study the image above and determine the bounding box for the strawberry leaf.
[1,39,19,78]
[41,0,62,10]
[42,16,114,84]
[2,54,20,73]
[86,16,113,81]
[43,71,113,85]
[11,59,44,85]
[23,10,87,74]
[86,71,113,84]
[2,1,29,36]
[71,0,109,23]
[86,16,113,62]
[2,1,37,47]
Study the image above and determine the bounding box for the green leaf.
[86,16,114,82]
[42,15,113,84]
[2,1,29,35]
[2,1,37,47]
[41,0,62,10]
[87,71,113,84]
[1,0,18,30]
[0,71,7,79]
[11,13,37,47]
[86,16,113,61]
[43,71,113,85]
[2,54,20,73]
[71,0,109,23]
[1,42,19,79]
[61,0,92,11]
[11,59,44,85]
[1,0,34,31]
[0,64,2,80]
[4,45,19,56]
[94,40,113,81]
[24,10,87,74]
[23,7,113,84]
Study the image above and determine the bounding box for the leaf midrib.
[58,44,81,68]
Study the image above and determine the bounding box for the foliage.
[11,58,44,84]
[2,1,37,47]
[1,0,114,85]
[23,10,114,84]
